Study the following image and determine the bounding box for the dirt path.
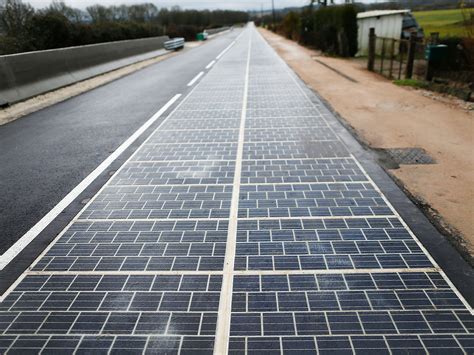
[259,28,474,259]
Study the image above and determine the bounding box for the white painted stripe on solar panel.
[242,140,341,144]
[129,160,238,163]
[141,142,240,146]
[155,128,240,132]
[0,43,239,301]
[256,29,474,315]
[72,215,400,224]
[106,181,370,188]
[127,157,360,164]
[230,268,444,276]
[349,156,474,315]
[214,30,252,355]
[166,117,241,120]
[245,127,330,130]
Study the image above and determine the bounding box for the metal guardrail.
[164,38,185,51]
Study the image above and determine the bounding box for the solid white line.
[206,60,216,69]
[214,29,251,355]
[255,29,474,315]
[25,267,439,276]
[216,41,236,60]
[351,156,474,315]
[0,94,182,271]
[187,71,204,87]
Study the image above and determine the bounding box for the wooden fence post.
[389,39,395,79]
[380,38,386,75]
[367,27,376,71]
[405,32,417,79]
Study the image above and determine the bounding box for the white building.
[357,10,410,56]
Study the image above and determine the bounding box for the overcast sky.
[24,0,345,11]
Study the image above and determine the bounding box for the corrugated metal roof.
[357,10,410,19]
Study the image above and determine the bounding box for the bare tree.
[86,4,113,23]
[46,0,83,23]
[0,0,34,36]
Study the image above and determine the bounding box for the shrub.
[279,11,300,41]
[0,1,248,55]
[273,5,358,57]
[439,36,473,71]
[167,24,201,41]
[312,5,358,57]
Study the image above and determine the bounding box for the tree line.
[0,0,249,54]
[255,4,358,57]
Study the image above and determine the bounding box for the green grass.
[413,8,472,37]
[393,79,429,89]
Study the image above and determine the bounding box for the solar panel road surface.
[0,25,473,354]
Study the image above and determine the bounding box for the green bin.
[425,44,447,65]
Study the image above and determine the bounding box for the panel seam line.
[213,29,251,355]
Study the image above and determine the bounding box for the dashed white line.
[216,41,236,60]
[187,71,204,87]
[206,60,216,69]
[0,94,182,271]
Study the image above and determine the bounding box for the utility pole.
[271,0,275,27]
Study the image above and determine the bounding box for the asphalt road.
[0,29,241,257]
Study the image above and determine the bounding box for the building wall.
[357,14,405,56]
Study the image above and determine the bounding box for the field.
[413,8,473,37]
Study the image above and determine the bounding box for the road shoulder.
[259,27,474,264]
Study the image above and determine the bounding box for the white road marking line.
[351,156,474,315]
[26,267,440,276]
[187,71,204,87]
[0,94,182,271]
[214,29,252,355]
[66,214,400,223]
[216,41,236,60]
[108,181,372,188]
[1,85,204,294]
[140,139,340,145]
[206,60,216,69]
[1,27,242,300]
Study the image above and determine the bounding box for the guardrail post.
[405,32,417,79]
[368,27,376,71]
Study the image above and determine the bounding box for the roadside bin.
[196,32,208,41]
[425,44,448,68]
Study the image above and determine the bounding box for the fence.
[367,28,426,81]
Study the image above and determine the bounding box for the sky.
[24,0,333,11]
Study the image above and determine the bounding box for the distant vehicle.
[402,13,424,40]
[197,32,209,41]
[164,38,185,51]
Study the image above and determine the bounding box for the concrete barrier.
[0,35,169,106]
[205,27,231,36]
